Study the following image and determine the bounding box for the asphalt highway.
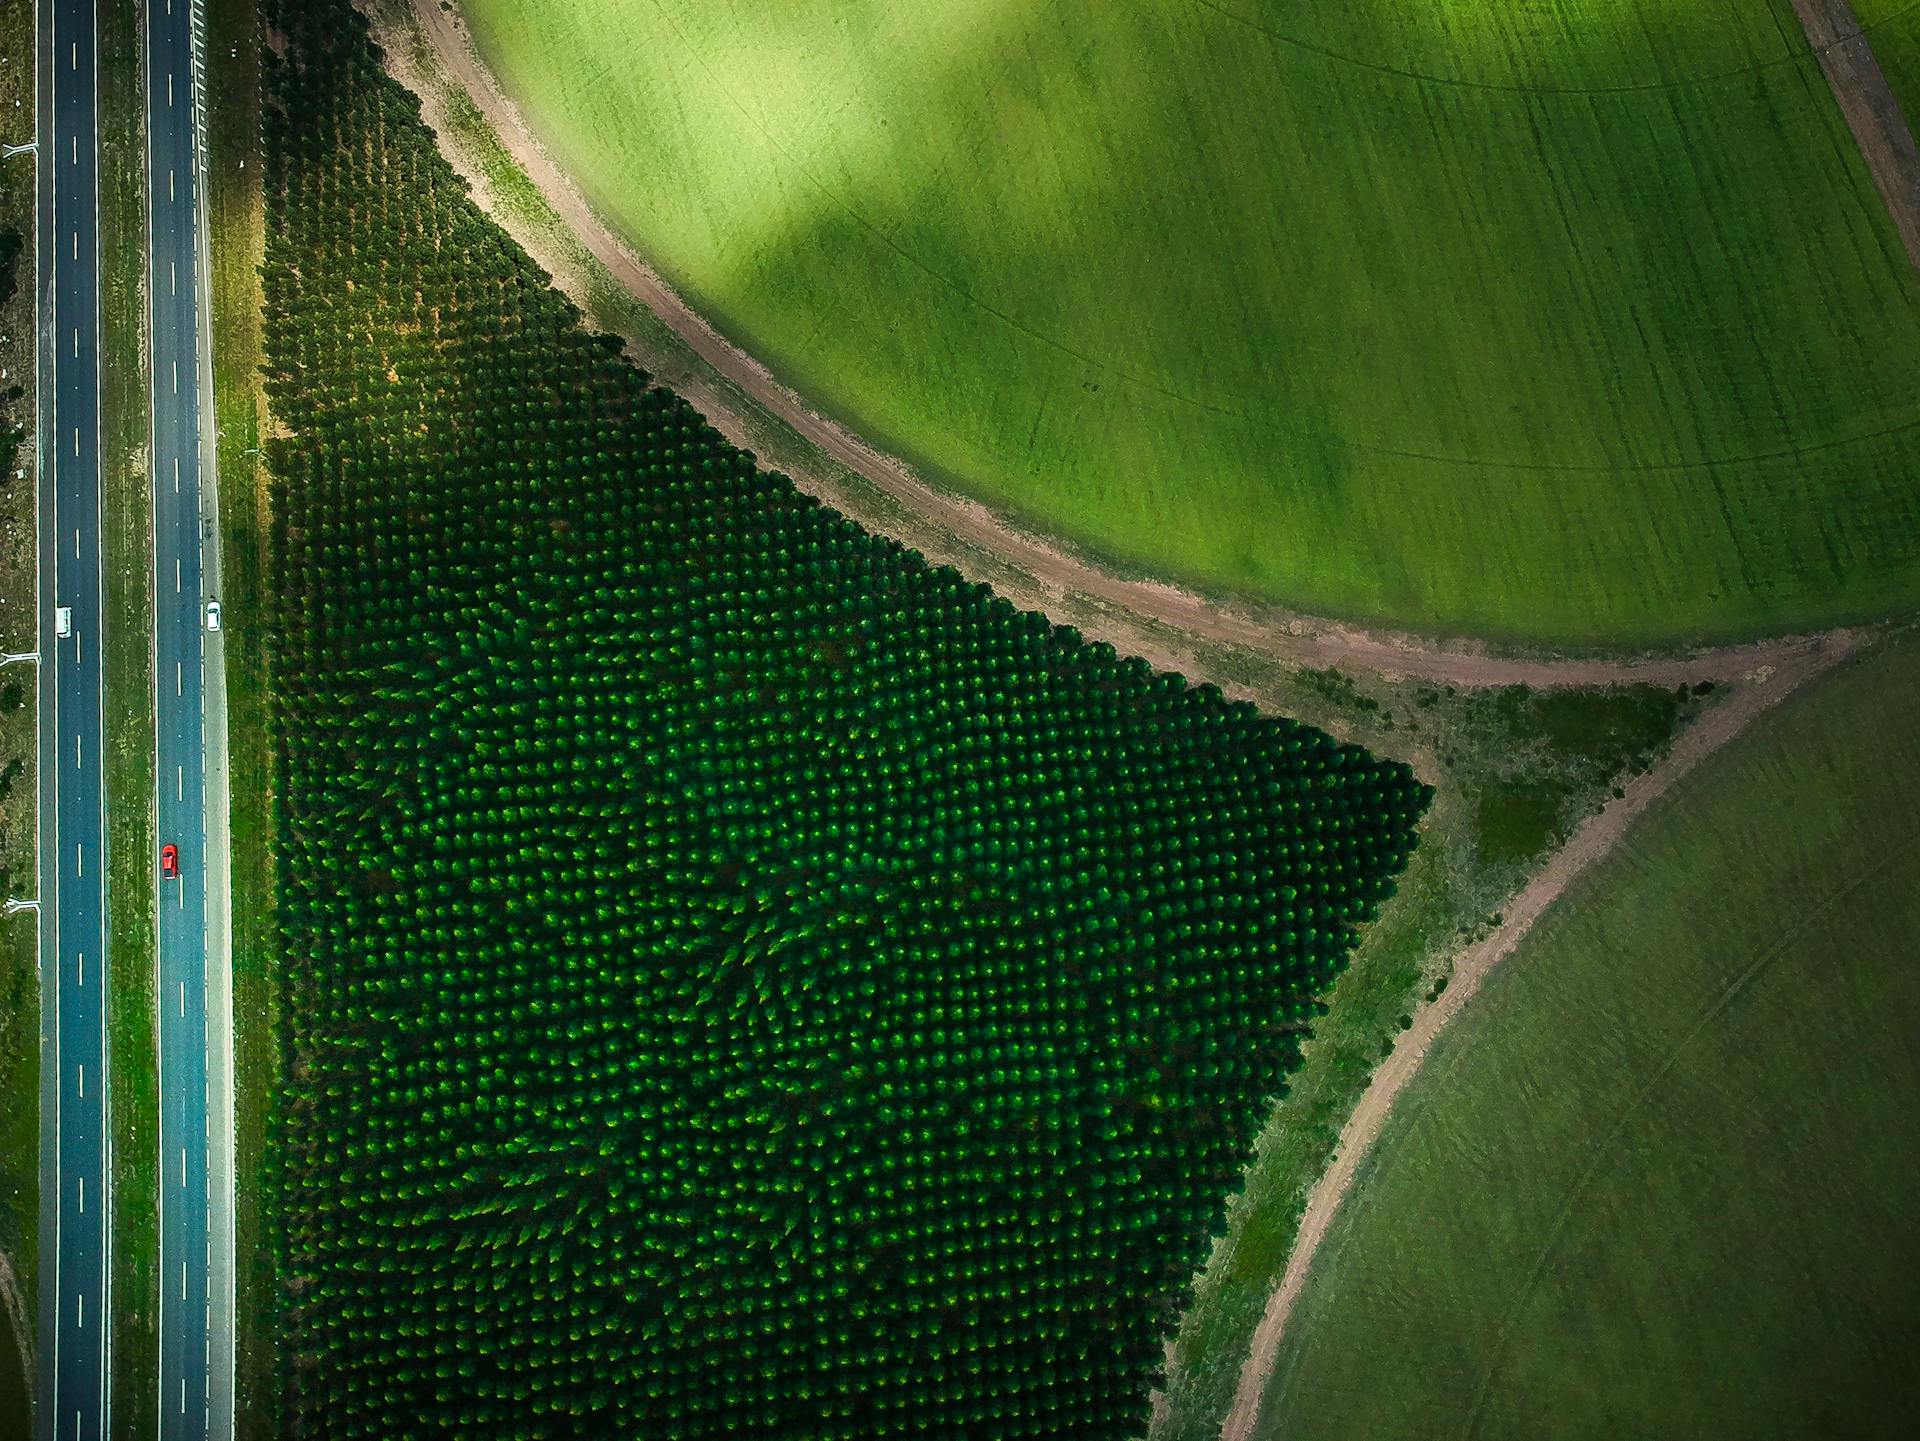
[32,0,232,1433]
[147,0,233,1433]
[34,0,111,1436]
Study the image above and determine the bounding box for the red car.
[160,844,179,880]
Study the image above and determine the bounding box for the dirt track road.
[1214,629,1862,1441]
[386,0,1842,694]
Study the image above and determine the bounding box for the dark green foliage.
[1484,684,1683,785]
[261,5,1426,1438]
[0,226,22,490]
[1473,780,1572,869]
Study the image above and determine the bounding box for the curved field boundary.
[378,0,1845,691]
[1792,0,1920,271]
[1215,629,1864,1441]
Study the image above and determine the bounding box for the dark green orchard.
[261,6,1427,1437]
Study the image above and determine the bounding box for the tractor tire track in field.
[1792,0,1920,271]
[1214,629,1863,1441]
[385,0,1846,694]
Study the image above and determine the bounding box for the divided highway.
[33,0,233,1435]
[34,0,111,1437]
[147,0,234,1432]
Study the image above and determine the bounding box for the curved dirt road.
[1214,629,1861,1441]
[384,0,1834,693]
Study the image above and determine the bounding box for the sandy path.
[1792,0,1920,271]
[380,0,1840,693]
[1214,628,1862,1441]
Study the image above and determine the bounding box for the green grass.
[1254,632,1920,1440]
[458,0,1920,648]
[205,0,279,1434]
[97,2,157,1435]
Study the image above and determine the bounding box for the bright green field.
[460,0,1920,647]
[1253,633,1920,1439]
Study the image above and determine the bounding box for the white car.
[205,599,221,633]
[55,606,71,638]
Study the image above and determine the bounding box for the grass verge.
[100,3,157,1437]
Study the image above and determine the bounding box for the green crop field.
[1252,633,1920,1440]
[1861,0,1920,116]
[455,0,1920,648]
[261,6,1426,1436]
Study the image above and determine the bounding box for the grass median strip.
[99,1,156,1435]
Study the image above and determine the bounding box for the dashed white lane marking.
[75,844,82,878]
[74,528,79,559]
[170,259,175,295]
[176,661,181,696]
[77,952,82,988]
[77,1177,83,1214]
[75,732,80,768]
[179,981,184,1017]
[173,456,179,492]
[177,765,183,800]
[77,1064,83,1099]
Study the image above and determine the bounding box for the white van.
[55,606,71,638]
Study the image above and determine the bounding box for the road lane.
[34,0,111,1438]
[147,0,231,1433]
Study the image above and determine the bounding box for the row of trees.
[263,4,1427,1438]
